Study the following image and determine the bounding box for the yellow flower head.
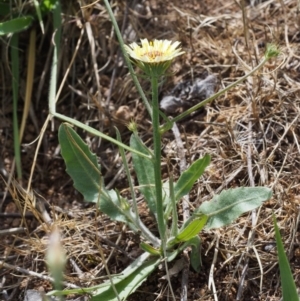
[124,39,185,76]
[125,39,184,63]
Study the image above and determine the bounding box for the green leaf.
[166,248,181,262]
[197,187,272,229]
[140,242,161,256]
[11,33,22,179]
[189,236,202,273]
[0,16,33,35]
[59,124,139,230]
[90,252,160,301]
[166,238,199,263]
[98,189,138,232]
[130,133,156,214]
[175,214,208,242]
[48,0,61,113]
[273,214,299,301]
[174,154,211,200]
[47,252,160,300]
[164,155,211,219]
[58,123,102,203]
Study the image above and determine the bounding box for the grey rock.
[160,74,217,113]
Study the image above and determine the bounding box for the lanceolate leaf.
[47,252,160,300]
[130,133,156,214]
[175,214,208,242]
[58,123,102,203]
[197,187,272,229]
[174,154,210,200]
[59,124,139,231]
[165,154,210,218]
[189,236,202,273]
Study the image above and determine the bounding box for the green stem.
[160,56,269,133]
[151,75,166,249]
[51,112,151,160]
[11,33,22,180]
[102,0,152,117]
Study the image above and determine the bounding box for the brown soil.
[1,0,300,300]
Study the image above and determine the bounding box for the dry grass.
[1,0,300,300]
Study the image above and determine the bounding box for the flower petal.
[124,38,184,64]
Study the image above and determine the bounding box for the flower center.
[144,50,163,60]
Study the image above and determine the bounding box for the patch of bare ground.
[1,0,300,300]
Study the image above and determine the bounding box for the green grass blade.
[48,0,61,113]
[10,34,22,179]
[33,0,44,34]
[273,214,299,301]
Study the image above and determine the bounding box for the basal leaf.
[59,124,137,230]
[91,252,160,301]
[174,154,210,200]
[47,252,160,300]
[58,123,102,203]
[175,214,208,242]
[197,187,272,229]
[188,236,202,273]
[130,133,156,214]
